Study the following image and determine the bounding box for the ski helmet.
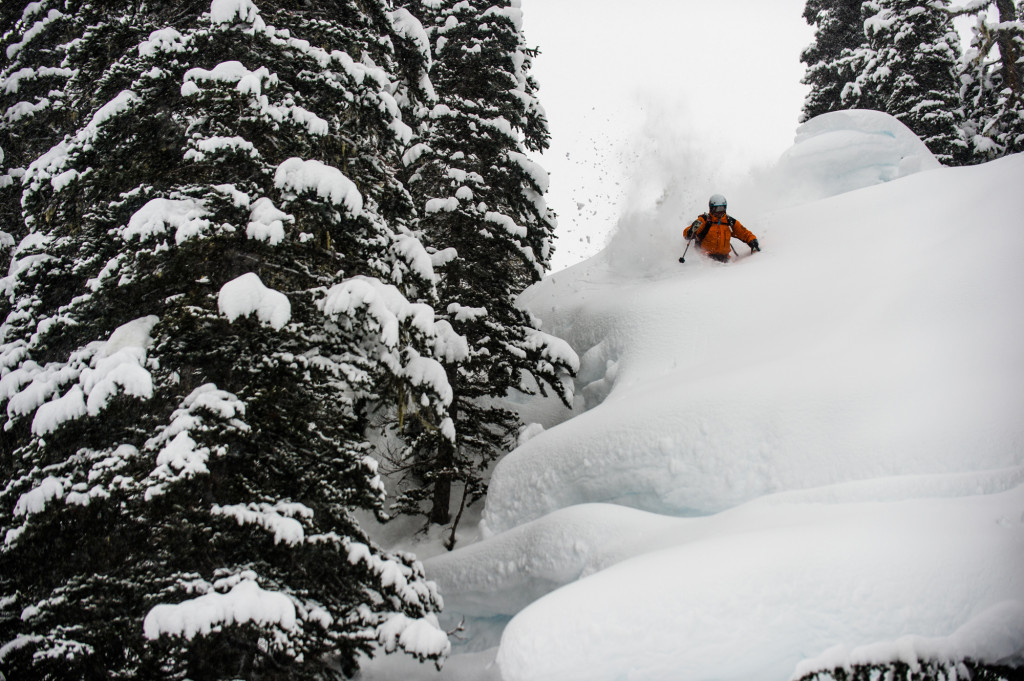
[708,194,727,210]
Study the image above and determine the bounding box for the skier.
[681,194,760,263]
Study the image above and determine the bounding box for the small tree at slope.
[388,0,577,544]
[795,659,1019,681]
[954,0,1024,161]
[842,0,970,164]
[800,0,870,121]
[0,1,456,678]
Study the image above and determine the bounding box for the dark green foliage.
[1,1,450,678]
[839,0,968,164]
[1,2,84,334]
[388,0,576,543]
[796,658,1020,681]
[800,0,867,121]
[957,0,1024,162]
[799,0,974,164]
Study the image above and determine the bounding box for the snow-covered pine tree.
[0,1,455,678]
[800,0,869,121]
[392,0,577,542]
[955,0,1024,161]
[845,0,969,163]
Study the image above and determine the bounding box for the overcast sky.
[518,0,815,269]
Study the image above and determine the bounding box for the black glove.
[749,239,760,252]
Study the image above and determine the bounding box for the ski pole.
[679,237,694,263]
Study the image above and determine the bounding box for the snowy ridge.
[491,151,1024,679]
[424,465,1024,624]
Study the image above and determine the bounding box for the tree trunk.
[994,0,1021,100]
[429,439,454,525]
[429,363,460,525]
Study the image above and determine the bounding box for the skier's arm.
[684,217,704,240]
[731,219,756,245]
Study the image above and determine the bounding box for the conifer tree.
[845,0,969,163]
[392,0,577,543]
[832,2,888,112]
[955,0,1024,161]
[0,1,454,678]
[800,0,868,121]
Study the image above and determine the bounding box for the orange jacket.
[684,213,757,258]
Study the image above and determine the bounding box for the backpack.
[692,213,735,244]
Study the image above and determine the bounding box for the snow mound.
[419,466,1024,655]
[773,109,941,203]
[495,484,1024,681]
[424,504,679,621]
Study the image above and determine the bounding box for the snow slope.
[486,154,1024,534]
[356,114,1024,681]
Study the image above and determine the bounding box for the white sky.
[519,0,815,270]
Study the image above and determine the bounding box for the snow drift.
[356,113,1024,681]
[773,108,942,202]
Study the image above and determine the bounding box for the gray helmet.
[708,194,727,210]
